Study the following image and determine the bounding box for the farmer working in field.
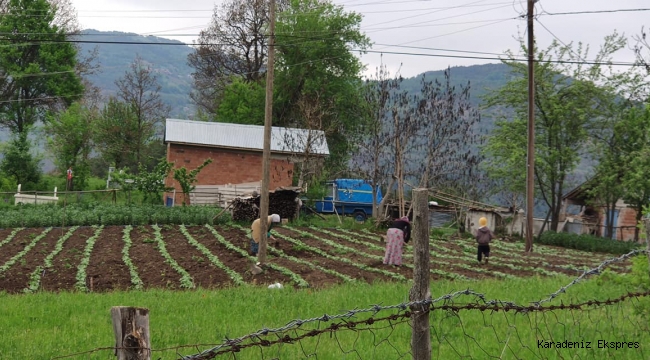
[383,216,411,267]
[475,217,495,265]
[250,214,281,256]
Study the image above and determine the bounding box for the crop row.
[229,224,356,283]
[0,204,221,228]
[0,228,25,249]
[122,226,144,290]
[25,227,80,293]
[75,226,105,292]
[0,228,53,275]
[204,225,309,287]
[179,225,246,286]
[312,227,513,280]
[151,225,195,289]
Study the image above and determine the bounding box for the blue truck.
[313,179,383,222]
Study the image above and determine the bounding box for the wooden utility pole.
[258,0,276,265]
[111,306,150,360]
[525,0,535,253]
[409,188,431,359]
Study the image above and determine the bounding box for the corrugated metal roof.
[164,118,330,155]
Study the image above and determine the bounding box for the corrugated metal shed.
[164,118,330,155]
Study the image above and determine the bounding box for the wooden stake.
[409,188,431,359]
[111,306,151,360]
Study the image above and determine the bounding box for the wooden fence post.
[644,219,650,278]
[111,306,151,360]
[409,188,431,359]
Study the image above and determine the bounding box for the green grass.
[0,277,647,359]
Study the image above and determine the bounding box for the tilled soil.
[0,224,632,294]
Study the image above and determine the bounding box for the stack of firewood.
[231,189,300,222]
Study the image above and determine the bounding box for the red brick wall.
[165,143,294,205]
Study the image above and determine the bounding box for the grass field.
[1,275,648,359]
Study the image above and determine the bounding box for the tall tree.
[483,38,621,231]
[187,0,279,115]
[0,0,83,134]
[94,97,138,170]
[115,56,170,171]
[274,0,371,175]
[44,102,96,190]
[349,62,402,219]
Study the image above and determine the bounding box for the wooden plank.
[111,306,151,360]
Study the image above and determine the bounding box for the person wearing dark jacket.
[475,217,495,265]
[383,216,411,266]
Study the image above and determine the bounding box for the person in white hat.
[250,214,281,256]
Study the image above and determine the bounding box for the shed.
[561,179,640,241]
[164,119,329,205]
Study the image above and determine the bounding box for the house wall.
[465,211,499,235]
[598,205,639,241]
[165,143,294,205]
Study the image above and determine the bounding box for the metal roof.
[164,118,330,155]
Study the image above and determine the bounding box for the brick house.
[164,119,329,205]
[561,180,640,241]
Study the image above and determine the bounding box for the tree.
[115,56,170,171]
[134,159,174,204]
[602,106,650,241]
[216,78,266,125]
[187,0,277,115]
[94,97,139,170]
[483,38,620,232]
[349,62,401,219]
[0,0,83,134]
[173,159,213,206]
[274,0,371,174]
[0,132,41,190]
[44,102,95,190]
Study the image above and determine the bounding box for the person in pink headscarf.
[383,215,411,266]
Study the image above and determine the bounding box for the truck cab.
[314,179,383,222]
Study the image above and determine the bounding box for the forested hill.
[76,29,194,117]
[75,30,513,118]
[399,63,513,107]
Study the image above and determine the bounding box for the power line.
[539,8,650,16]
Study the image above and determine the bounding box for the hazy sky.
[69,0,650,78]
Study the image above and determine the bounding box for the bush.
[538,231,643,254]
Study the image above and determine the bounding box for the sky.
[69,0,650,78]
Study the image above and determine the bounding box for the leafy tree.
[483,38,620,232]
[0,0,83,134]
[618,107,650,240]
[134,159,174,204]
[216,78,266,124]
[172,159,213,206]
[44,102,95,190]
[274,0,371,174]
[0,132,41,190]
[115,56,170,171]
[94,98,139,170]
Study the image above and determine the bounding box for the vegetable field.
[0,224,630,293]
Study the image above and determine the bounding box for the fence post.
[644,219,650,278]
[111,306,151,360]
[409,188,431,359]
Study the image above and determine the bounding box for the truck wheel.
[353,211,367,223]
